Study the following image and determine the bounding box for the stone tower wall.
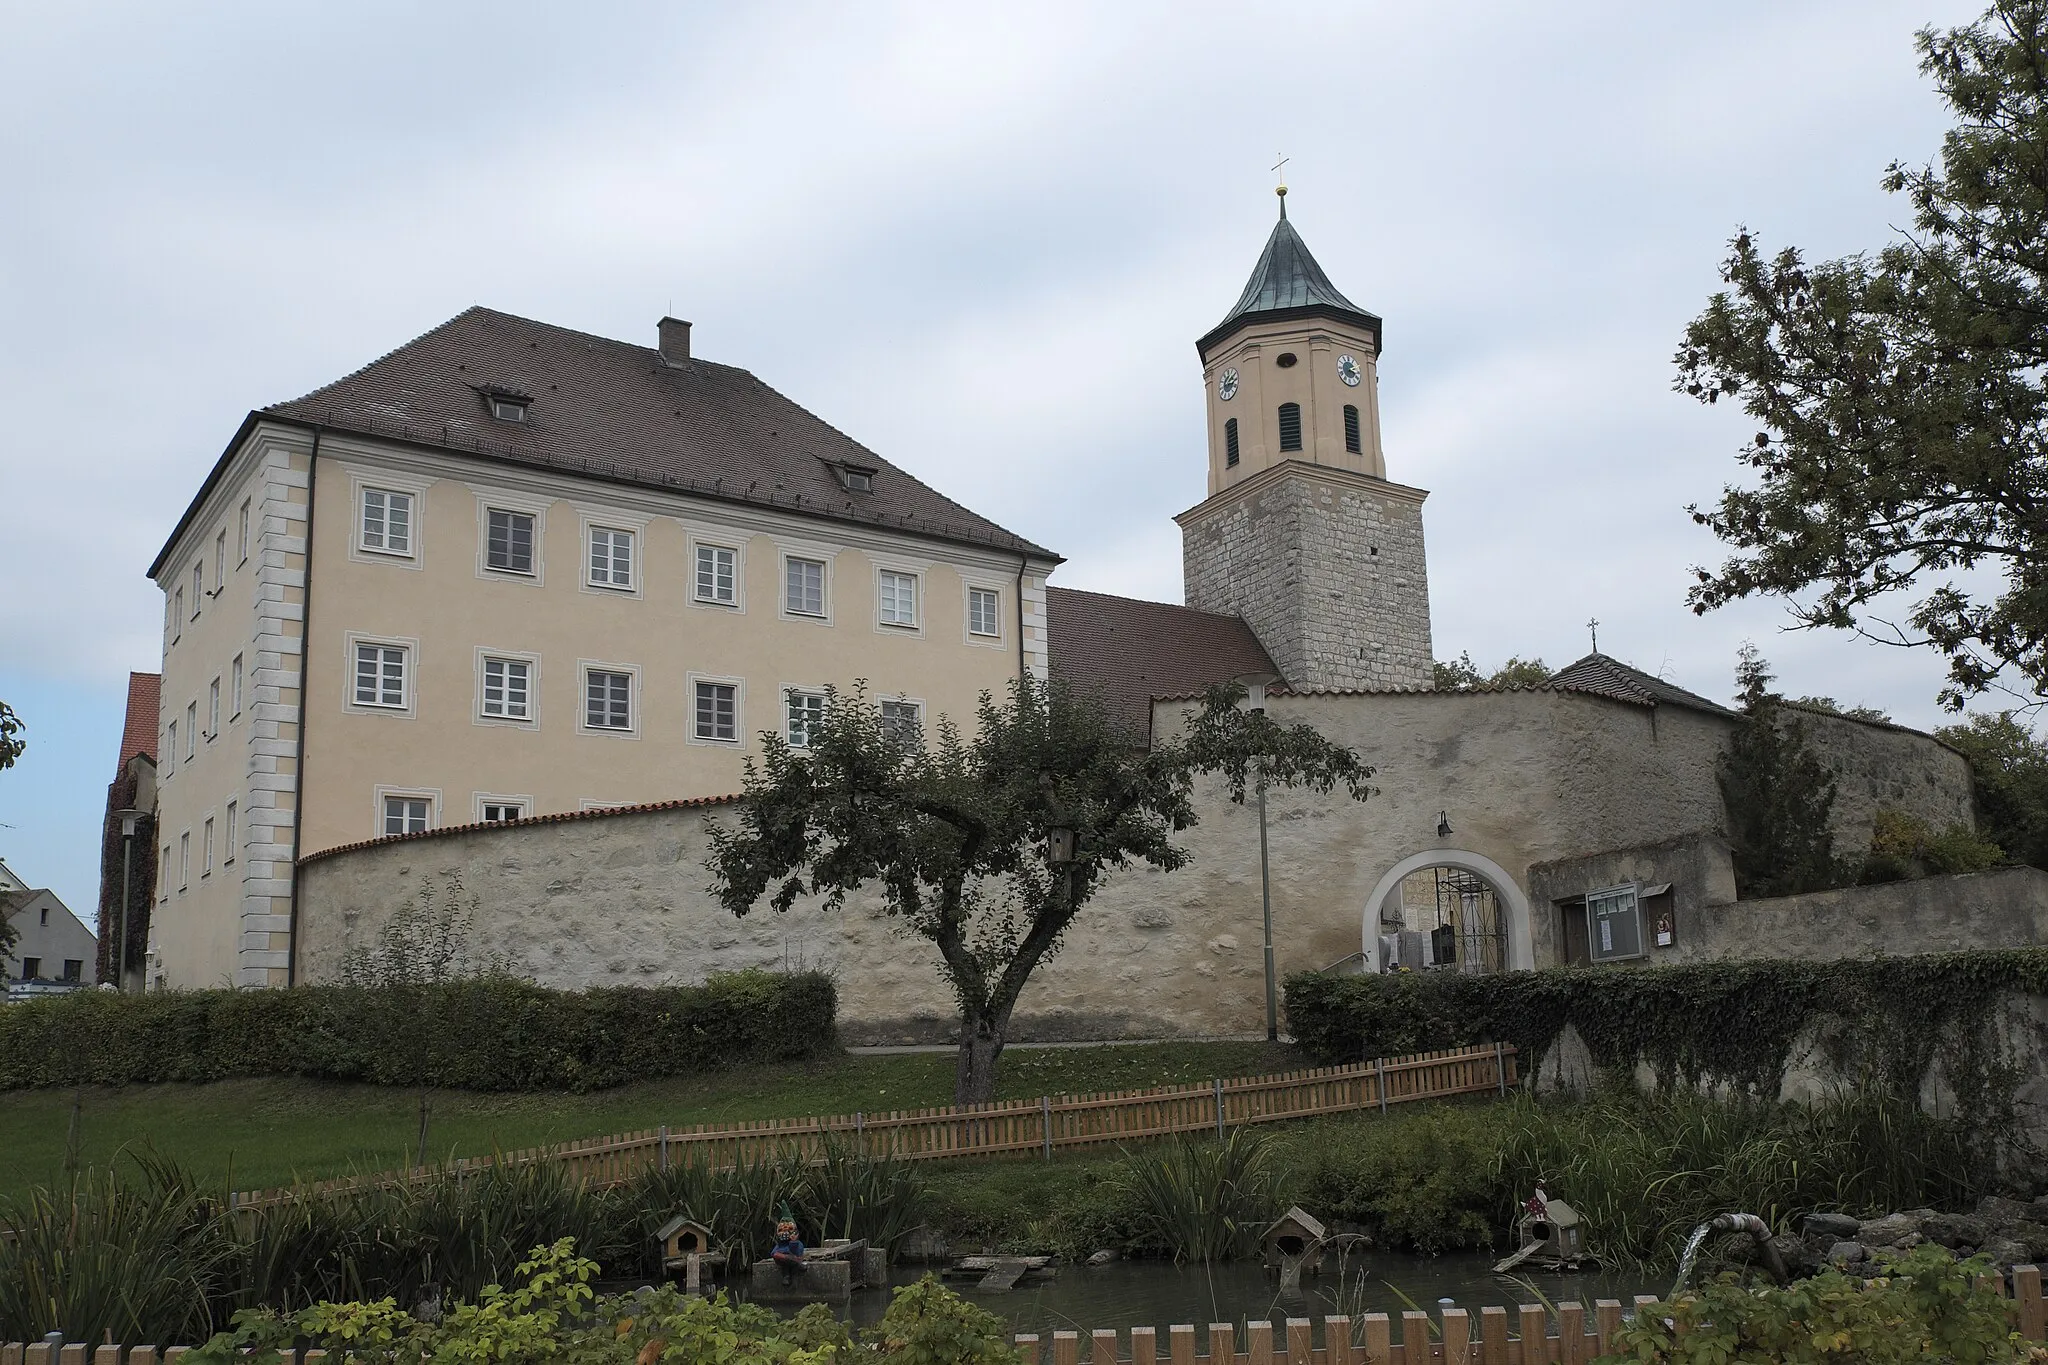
[1181,464,1432,690]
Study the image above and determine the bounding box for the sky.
[0,0,1995,923]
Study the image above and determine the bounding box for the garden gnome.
[772,1208,807,1284]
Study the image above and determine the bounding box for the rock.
[2011,1220,2048,1261]
[1803,1212,1863,1241]
[1921,1213,1988,1250]
[1828,1241,1868,1267]
[1982,1237,2032,1267]
[1766,1234,1817,1279]
[1977,1196,2033,1232]
[1857,1213,1925,1248]
[2029,1196,2048,1226]
[1085,1250,1117,1266]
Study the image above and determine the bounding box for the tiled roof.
[1199,204,1383,354]
[1046,587,1278,736]
[117,672,160,772]
[1546,653,1736,716]
[297,793,743,866]
[157,307,1057,576]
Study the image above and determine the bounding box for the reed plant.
[1116,1128,1274,1263]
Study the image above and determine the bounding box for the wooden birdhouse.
[1493,1192,1588,1273]
[1261,1207,1329,1273]
[656,1215,720,1268]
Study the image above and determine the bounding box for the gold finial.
[1272,153,1290,218]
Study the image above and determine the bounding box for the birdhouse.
[1260,1207,1329,1273]
[1492,1191,1588,1273]
[655,1215,719,1267]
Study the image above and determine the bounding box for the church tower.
[1177,190,1433,690]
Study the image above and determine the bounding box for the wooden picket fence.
[6,1265,2043,1363]
[227,1043,1517,1211]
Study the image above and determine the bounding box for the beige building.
[147,310,1057,988]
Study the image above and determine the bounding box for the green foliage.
[0,699,23,773]
[1604,1243,2023,1364]
[1794,696,1896,724]
[706,675,1371,1102]
[1287,1104,1500,1254]
[1113,1128,1275,1263]
[1938,711,2048,870]
[1861,807,2005,883]
[1678,5,2048,712]
[1432,653,1552,690]
[1720,645,1847,897]
[0,971,835,1092]
[340,871,523,985]
[1284,948,2048,1161]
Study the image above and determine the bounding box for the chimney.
[658,316,692,366]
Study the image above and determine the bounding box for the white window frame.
[178,831,190,890]
[159,845,170,901]
[202,816,214,876]
[1586,883,1647,964]
[231,654,243,719]
[208,678,220,739]
[191,563,202,617]
[345,634,419,718]
[875,565,924,634]
[579,661,640,738]
[185,703,197,759]
[474,793,534,824]
[689,674,744,746]
[165,720,176,775]
[375,788,439,838]
[345,469,429,571]
[472,488,548,585]
[475,649,540,727]
[224,800,237,864]
[784,687,827,749]
[782,554,829,621]
[879,695,925,745]
[965,581,1005,644]
[585,523,638,593]
[358,486,416,558]
[172,588,184,641]
[578,799,631,812]
[214,531,226,593]
[691,538,743,609]
[238,497,251,565]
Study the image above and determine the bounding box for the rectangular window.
[481,801,523,823]
[786,691,826,748]
[968,586,1001,637]
[173,588,184,638]
[588,526,634,589]
[202,817,214,875]
[695,544,736,603]
[238,498,251,563]
[1586,885,1646,963]
[166,721,177,774]
[231,654,243,718]
[208,678,220,738]
[215,531,226,589]
[382,796,430,836]
[584,669,633,730]
[191,563,202,616]
[694,681,738,742]
[1277,402,1303,452]
[880,698,922,744]
[1225,417,1240,468]
[20,957,39,981]
[225,801,237,863]
[179,831,190,889]
[62,960,82,983]
[879,570,918,627]
[185,703,197,759]
[1343,403,1362,455]
[354,643,408,708]
[486,508,535,573]
[159,846,169,900]
[361,488,414,555]
[785,557,826,616]
[481,656,532,719]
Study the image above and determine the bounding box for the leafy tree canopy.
[1791,696,1895,724]
[705,677,1373,1103]
[0,700,22,773]
[1935,710,2048,868]
[1680,4,2048,710]
[1719,646,1845,898]
[1432,652,1552,690]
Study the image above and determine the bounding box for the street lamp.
[114,808,141,992]
[1236,672,1282,1043]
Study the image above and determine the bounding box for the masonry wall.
[297,688,1976,1041]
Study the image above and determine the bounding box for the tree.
[1679,4,2048,711]
[1718,645,1845,897]
[1432,652,1552,690]
[1935,710,2048,867]
[705,678,1374,1103]
[0,700,22,773]
[1791,696,1894,724]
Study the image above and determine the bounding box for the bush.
[0,971,835,1092]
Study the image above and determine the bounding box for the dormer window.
[491,396,529,423]
[830,462,877,493]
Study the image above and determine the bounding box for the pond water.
[736,1254,1659,1335]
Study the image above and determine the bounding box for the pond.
[739,1254,1660,1335]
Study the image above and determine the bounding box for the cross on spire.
[1588,617,1601,654]
[1273,154,1290,217]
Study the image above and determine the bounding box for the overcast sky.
[0,1,1992,922]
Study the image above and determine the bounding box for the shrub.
[1115,1128,1274,1263]
[0,970,835,1092]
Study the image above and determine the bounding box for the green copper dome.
[1198,206,1382,355]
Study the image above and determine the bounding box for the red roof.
[1046,587,1278,737]
[118,672,161,771]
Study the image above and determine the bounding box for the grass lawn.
[0,1040,1302,1203]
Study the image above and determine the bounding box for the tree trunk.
[954,1010,1007,1106]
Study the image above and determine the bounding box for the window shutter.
[1344,404,1361,454]
[1278,402,1302,452]
[1225,418,1240,467]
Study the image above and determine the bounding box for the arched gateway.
[1358,849,1535,975]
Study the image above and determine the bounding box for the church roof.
[1046,587,1277,737]
[153,306,1054,576]
[1547,653,1735,716]
[1198,204,1383,355]
[117,672,160,773]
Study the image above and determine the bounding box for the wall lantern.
[1437,811,1454,839]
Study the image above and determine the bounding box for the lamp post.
[114,808,141,992]
[1236,673,1282,1043]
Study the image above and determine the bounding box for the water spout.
[1669,1212,1785,1298]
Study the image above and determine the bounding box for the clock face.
[1337,354,1362,387]
[1218,368,1239,401]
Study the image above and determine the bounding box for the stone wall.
[298,685,1977,1042]
[1181,464,1432,691]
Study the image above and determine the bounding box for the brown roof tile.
[1046,587,1277,736]
[118,672,160,771]
[297,793,744,865]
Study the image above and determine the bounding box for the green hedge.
[1284,948,2048,1094]
[0,970,835,1092]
